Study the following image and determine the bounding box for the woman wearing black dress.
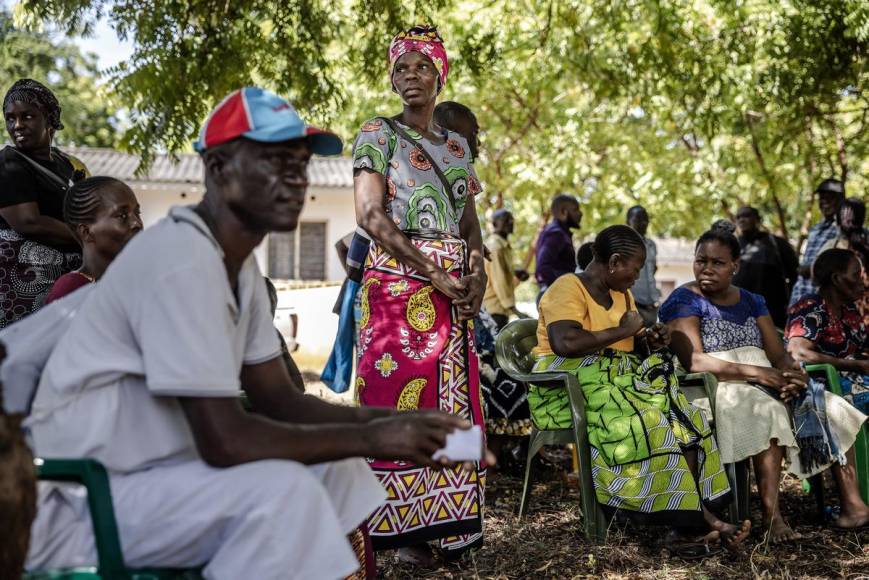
[0,79,89,327]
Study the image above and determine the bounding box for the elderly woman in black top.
[0,79,88,326]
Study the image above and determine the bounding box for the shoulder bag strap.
[5,146,72,190]
[55,149,90,178]
[377,116,458,217]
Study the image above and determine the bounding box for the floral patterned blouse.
[659,286,770,352]
[785,294,868,359]
[352,117,481,236]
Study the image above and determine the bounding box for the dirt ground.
[375,459,869,579]
[301,372,868,579]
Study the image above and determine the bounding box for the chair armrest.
[512,371,571,387]
[520,371,590,429]
[805,363,843,396]
[36,458,128,577]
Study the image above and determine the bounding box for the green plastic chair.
[805,363,869,506]
[493,318,608,543]
[24,458,203,580]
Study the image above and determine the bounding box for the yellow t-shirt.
[534,274,636,356]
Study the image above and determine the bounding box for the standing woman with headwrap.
[353,25,487,565]
[0,79,88,327]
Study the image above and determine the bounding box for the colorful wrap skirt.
[358,236,485,553]
[531,351,731,526]
[0,228,81,328]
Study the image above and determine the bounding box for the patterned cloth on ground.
[475,309,531,436]
[531,350,731,525]
[358,238,485,553]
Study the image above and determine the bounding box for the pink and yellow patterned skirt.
[357,236,485,554]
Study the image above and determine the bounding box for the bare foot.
[398,544,437,567]
[763,515,802,543]
[833,505,869,529]
[711,519,752,551]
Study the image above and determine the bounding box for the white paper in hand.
[432,425,483,462]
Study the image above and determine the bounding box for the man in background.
[733,206,799,328]
[626,205,660,326]
[482,209,528,330]
[535,194,582,300]
[790,178,844,306]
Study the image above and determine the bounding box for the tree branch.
[745,112,789,240]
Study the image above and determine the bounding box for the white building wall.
[655,263,694,299]
[289,186,357,282]
[130,183,355,280]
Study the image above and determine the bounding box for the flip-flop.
[668,542,723,560]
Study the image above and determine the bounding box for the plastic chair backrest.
[494,319,539,377]
[805,364,841,394]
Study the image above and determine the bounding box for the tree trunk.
[796,120,820,254]
[746,113,790,240]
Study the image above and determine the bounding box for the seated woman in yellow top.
[531,225,750,553]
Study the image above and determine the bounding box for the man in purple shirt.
[535,194,582,299]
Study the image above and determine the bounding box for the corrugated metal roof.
[64,146,353,188]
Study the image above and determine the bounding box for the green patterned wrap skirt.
[530,351,731,525]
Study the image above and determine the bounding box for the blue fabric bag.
[321,278,361,393]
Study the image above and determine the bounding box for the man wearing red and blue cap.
[25,87,476,579]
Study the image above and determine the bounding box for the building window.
[299,222,327,280]
[267,221,326,280]
[268,232,295,280]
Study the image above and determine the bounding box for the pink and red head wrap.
[389,25,449,93]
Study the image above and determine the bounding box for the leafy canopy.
[1,7,119,147]
[16,0,869,248]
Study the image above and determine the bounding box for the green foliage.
[18,0,448,166]
[16,0,869,249]
[0,8,119,148]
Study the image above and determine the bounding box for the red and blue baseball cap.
[194,87,343,155]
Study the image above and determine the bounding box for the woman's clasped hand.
[750,366,807,402]
[429,268,487,321]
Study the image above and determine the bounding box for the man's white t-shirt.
[25,206,282,473]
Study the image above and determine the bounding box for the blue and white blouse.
[659,286,770,352]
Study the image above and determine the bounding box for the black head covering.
[815,177,844,196]
[3,78,64,132]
